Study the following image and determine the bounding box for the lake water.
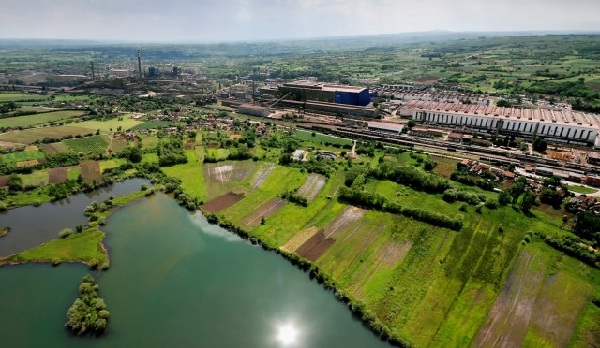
[0,192,389,347]
[0,178,150,256]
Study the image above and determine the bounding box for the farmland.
[0,110,84,128]
[130,121,173,130]
[0,93,48,103]
[77,118,143,133]
[0,150,45,164]
[63,135,109,154]
[0,125,93,144]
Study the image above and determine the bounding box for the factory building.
[278,80,370,106]
[410,101,600,147]
[237,104,270,117]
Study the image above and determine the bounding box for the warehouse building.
[278,80,370,106]
[409,101,600,147]
[237,104,270,117]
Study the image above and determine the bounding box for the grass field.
[20,169,49,186]
[76,117,143,133]
[161,150,206,201]
[129,121,173,130]
[0,150,45,164]
[294,129,353,146]
[140,135,159,149]
[0,93,48,102]
[0,110,84,128]
[567,184,598,195]
[63,135,109,154]
[0,125,94,144]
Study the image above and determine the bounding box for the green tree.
[7,174,22,192]
[532,137,548,153]
[521,190,536,213]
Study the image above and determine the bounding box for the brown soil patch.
[0,141,22,151]
[280,226,322,253]
[48,167,68,184]
[431,155,459,178]
[39,142,69,154]
[473,250,546,347]
[0,175,8,187]
[24,145,38,151]
[251,164,275,189]
[80,160,101,183]
[296,231,335,262]
[15,159,40,167]
[323,206,366,239]
[546,149,574,162]
[297,173,326,201]
[240,198,286,229]
[201,192,245,213]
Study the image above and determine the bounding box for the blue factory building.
[278,81,371,107]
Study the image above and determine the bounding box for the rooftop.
[405,99,600,128]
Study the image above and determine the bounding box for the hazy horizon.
[1,0,599,43]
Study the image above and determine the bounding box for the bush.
[58,228,73,239]
[485,198,499,210]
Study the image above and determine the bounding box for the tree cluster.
[157,137,188,167]
[338,186,462,231]
[65,275,110,336]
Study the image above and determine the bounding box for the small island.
[65,274,110,336]
[0,227,9,238]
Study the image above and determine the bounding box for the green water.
[0,194,389,347]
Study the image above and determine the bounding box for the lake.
[0,191,390,347]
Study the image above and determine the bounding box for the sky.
[1,0,599,43]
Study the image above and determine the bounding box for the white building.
[410,101,600,147]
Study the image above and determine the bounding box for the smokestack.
[90,61,95,80]
[137,49,143,80]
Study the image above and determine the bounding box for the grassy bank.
[0,190,148,269]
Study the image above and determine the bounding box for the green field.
[161,150,206,201]
[567,184,598,195]
[294,130,353,146]
[0,150,45,164]
[140,135,159,149]
[0,93,48,103]
[129,121,173,130]
[0,110,84,128]
[0,125,94,144]
[77,117,143,133]
[63,135,109,154]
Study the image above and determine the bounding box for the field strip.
[324,206,365,239]
[251,163,275,188]
[241,198,286,229]
[473,251,546,347]
[280,226,321,253]
[354,241,412,298]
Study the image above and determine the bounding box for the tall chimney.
[90,61,95,80]
[137,49,143,80]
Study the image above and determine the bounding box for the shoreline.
[204,214,409,347]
